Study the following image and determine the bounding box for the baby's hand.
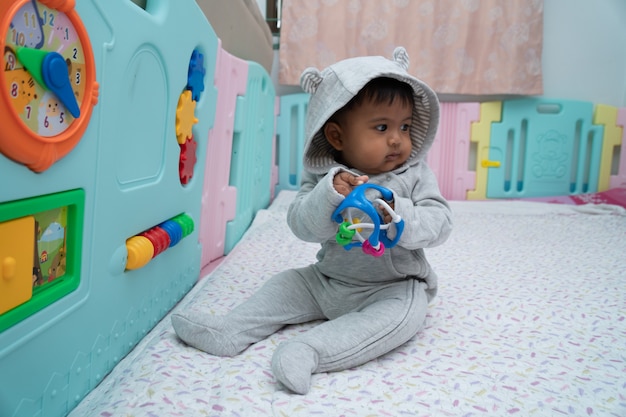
[380,199,395,224]
[333,172,369,197]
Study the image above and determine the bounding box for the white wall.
[542,0,626,106]
[260,0,626,106]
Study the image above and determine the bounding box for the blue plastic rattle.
[331,183,405,257]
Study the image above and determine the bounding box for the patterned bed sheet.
[70,191,626,417]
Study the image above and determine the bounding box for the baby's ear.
[323,121,343,151]
[392,47,410,71]
[300,67,323,94]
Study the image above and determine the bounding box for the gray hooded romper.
[172,47,453,394]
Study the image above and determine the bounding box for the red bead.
[140,227,171,258]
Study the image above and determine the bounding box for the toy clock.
[0,0,98,172]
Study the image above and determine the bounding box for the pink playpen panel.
[199,42,249,269]
[428,102,480,200]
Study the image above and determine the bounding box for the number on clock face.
[3,0,88,137]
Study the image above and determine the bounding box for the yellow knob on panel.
[2,257,17,280]
[481,160,501,168]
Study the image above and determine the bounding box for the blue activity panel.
[0,1,218,416]
[487,99,604,198]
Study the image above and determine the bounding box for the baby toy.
[332,183,404,257]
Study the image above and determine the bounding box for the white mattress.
[70,191,626,417]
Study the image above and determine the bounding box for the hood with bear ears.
[300,47,440,175]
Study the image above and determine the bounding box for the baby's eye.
[400,124,411,132]
[375,124,388,132]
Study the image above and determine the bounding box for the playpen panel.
[594,104,626,190]
[271,96,280,198]
[428,102,480,200]
[615,108,626,188]
[593,104,622,191]
[487,99,603,198]
[0,1,218,416]
[275,93,309,192]
[199,43,248,268]
[467,101,502,200]
[224,61,276,254]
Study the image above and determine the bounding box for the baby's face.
[333,97,413,175]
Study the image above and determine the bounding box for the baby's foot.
[171,313,239,356]
[271,342,319,394]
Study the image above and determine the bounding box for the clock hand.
[15,47,81,118]
[15,47,47,88]
[42,52,81,118]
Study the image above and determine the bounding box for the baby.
[172,46,452,394]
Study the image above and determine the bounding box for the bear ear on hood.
[392,46,410,71]
[300,67,324,94]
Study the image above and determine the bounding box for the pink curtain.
[278,0,544,95]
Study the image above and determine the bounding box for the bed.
[69,189,626,417]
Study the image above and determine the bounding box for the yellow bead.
[125,236,154,270]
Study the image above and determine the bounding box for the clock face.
[3,0,89,138]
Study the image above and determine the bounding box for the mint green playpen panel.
[275,93,309,192]
[487,99,603,198]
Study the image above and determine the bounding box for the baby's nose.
[388,132,401,146]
